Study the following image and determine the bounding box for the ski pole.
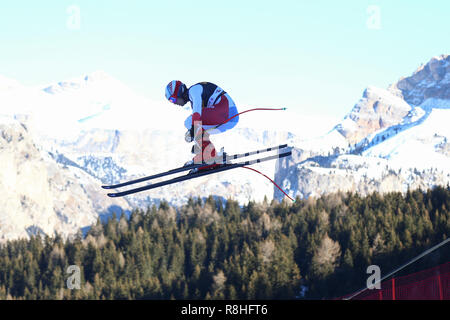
[241,166,295,202]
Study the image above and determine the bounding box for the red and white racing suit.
[184,82,239,164]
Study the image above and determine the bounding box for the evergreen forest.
[0,186,449,299]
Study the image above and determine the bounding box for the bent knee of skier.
[184,115,192,130]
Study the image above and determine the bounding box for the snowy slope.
[2,70,332,143]
[363,108,450,170]
[0,71,190,141]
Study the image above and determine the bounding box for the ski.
[106,151,291,197]
[101,144,289,189]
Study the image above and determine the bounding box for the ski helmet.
[165,80,186,104]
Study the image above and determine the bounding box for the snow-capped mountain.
[389,54,450,106]
[276,54,450,200]
[1,54,448,242]
[334,85,412,144]
[0,119,131,242]
[0,70,316,241]
[332,54,449,145]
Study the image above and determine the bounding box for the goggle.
[169,96,177,103]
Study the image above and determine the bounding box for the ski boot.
[186,147,228,175]
[183,159,198,175]
[215,147,228,165]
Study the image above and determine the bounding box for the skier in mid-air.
[165,80,239,171]
[103,82,292,198]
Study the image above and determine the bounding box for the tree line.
[0,186,449,299]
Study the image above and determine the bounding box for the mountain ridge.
[0,55,449,241]
[275,54,450,201]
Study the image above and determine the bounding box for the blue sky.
[1,0,449,119]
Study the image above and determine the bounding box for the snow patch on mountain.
[363,108,450,170]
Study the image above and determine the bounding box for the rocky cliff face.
[335,54,449,145]
[0,120,130,243]
[389,54,450,106]
[336,86,411,144]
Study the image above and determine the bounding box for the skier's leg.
[192,129,217,164]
